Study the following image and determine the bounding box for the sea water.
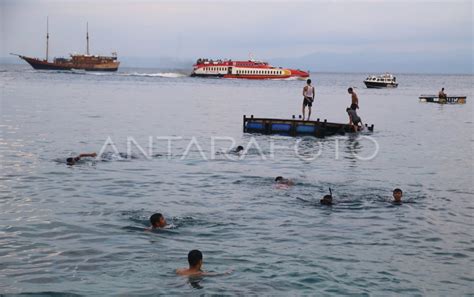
[0,65,472,295]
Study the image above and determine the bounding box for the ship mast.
[46,17,49,61]
[86,22,90,55]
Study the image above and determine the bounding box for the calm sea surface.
[0,65,473,296]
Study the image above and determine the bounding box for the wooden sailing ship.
[12,18,119,71]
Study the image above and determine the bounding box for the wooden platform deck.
[243,115,374,138]
[419,95,467,104]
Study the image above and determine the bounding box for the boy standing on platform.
[348,87,359,109]
[302,79,315,121]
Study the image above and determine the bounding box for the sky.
[1,0,472,73]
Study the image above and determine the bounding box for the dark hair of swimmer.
[236,145,244,152]
[188,249,203,267]
[393,188,402,194]
[275,176,283,182]
[66,157,75,165]
[150,213,165,228]
[320,194,333,205]
[307,79,311,84]
[348,87,353,93]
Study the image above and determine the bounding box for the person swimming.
[392,188,403,203]
[176,249,231,277]
[275,176,294,186]
[66,152,97,165]
[234,145,244,153]
[146,213,167,230]
[320,188,333,205]
[176,250,205,276]
[320,195,333,205]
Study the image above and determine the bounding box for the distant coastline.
[1,57,472,76]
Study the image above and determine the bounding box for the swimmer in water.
[393,188,403,203]
[275,176,294,186]
[176,250,232,277]
[146,213,167,230]
[234,145,244,153]
[176,250,206,276]
[320,194,333,205]
[66,152,97,165]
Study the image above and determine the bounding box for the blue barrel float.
[243,115,374,138]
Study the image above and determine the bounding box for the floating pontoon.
[419,95,467,104]
[243,115,374,138]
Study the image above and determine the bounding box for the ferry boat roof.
[195,58,269,66]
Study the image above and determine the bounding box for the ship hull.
[22,56,72,70]
[19,56,119,72]
[364,81,398,88]
[190,73,224,78]
[223,74,294,80]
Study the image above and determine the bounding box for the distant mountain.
[118,56,194,69]
[270,50,473,74]
[3,51,472,74]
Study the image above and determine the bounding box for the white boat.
[364,73,398,88]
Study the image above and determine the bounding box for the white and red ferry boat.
[191,58,309,79]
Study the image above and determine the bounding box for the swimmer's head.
[393,188,403,202]
[275,176,283,182]
[320,195,333,205]
[307,79,311,85]
[348,87,353,94]
[66,157,75,165]
[236,145,244,153]
[188,249,203,268]
[150,213,166,228]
